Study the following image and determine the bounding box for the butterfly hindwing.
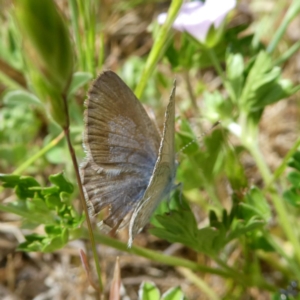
[81,71,161,230]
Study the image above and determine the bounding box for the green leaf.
[42,236,64,252]
[226,53,244,102]
[15,176,40,200]
[62,228,69,244]
[283,188,300,207]
[68,72,93,96]
[287,171,300,188]
[27,197,48,213]
[240,51,293,111]
[224,146,248,190]
[139,282,160,300]
[242,187,272,222]
[44,225,62,235]
[15,0,73,91]
[227,218,265,242]
[18,234,44,252]
[151,207,222,256]
[0,174,21,188]
[3,90,42,106]
[288,151,300,172]
[49,173,74,194]
[161,286,185,300]
[45,194,63,210]
[203,91,233,123]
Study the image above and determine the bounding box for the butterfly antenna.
[176,121,221,157]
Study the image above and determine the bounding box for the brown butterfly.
[80,71,176,247]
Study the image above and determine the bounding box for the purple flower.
[158,0,236,43]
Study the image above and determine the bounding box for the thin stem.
[267,0,300,54]
[98,31,105,70]
[77,229,276,291]
[214,257,273,291]
[85,0,96,75]
[263,232,300,280]
[68,0,84,70]
[88,230,229,277]
[13,132,64,175]
[266,136,300,189]
[246,142,272,185]
[135,0,183,98]
[183,69,198,111]
[206,47,236,102]
[268,189,300,266]
[206,47,226,83]
[273,40,300,66]
[77,0,87,71]
[177,267,220,300]
[61,94,103,292]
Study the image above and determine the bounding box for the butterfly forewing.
[81,71,161,230]
[128,82,177,247]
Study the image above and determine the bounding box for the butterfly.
[80,71,176,247]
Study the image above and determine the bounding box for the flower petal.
[157,0,236,43]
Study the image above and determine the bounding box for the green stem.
[267,136,300,189]
[183,69,198,110]
[239,113,300,269]
[206,48,236,102]
[13,132,64,175]
[268,189,300,266]
[61,93,103,292]
[77,0,87,71]
[68,0,84,70]
[246,142,272,185]
[206,47,226,83]
[263,232,300,280]
[134,0,183,98]
[78,229,276,291]
[98,31,105,70]
[267,0,300,54]
[273,40,300,66]
[89,230,228,277]
[85,0,96,75]
[177,267,220,300]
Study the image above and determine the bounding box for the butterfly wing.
[128,81,177,247]
[80,71,161,230]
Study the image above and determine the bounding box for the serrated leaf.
[62,228,69,244]
[18,240,42,252]
[227,218,264,242]
[0,174,21,188]
[151,209,222,256]
[283,188,300,207]
[45,194,63,210]
[42,236,64,252]
[44,225,62,236]
[17,233,44,252]
[49,173,74,194]
[226,53,244,101]
[242,187,271,222]
[139,281,160,300]
[287,172,300,188]
[27,197,48,213]
[288,151,300,172]
[15,176,40,200]
[240,51,292,111]
[40,186,60,195]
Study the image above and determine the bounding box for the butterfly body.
[80,71,176,246]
